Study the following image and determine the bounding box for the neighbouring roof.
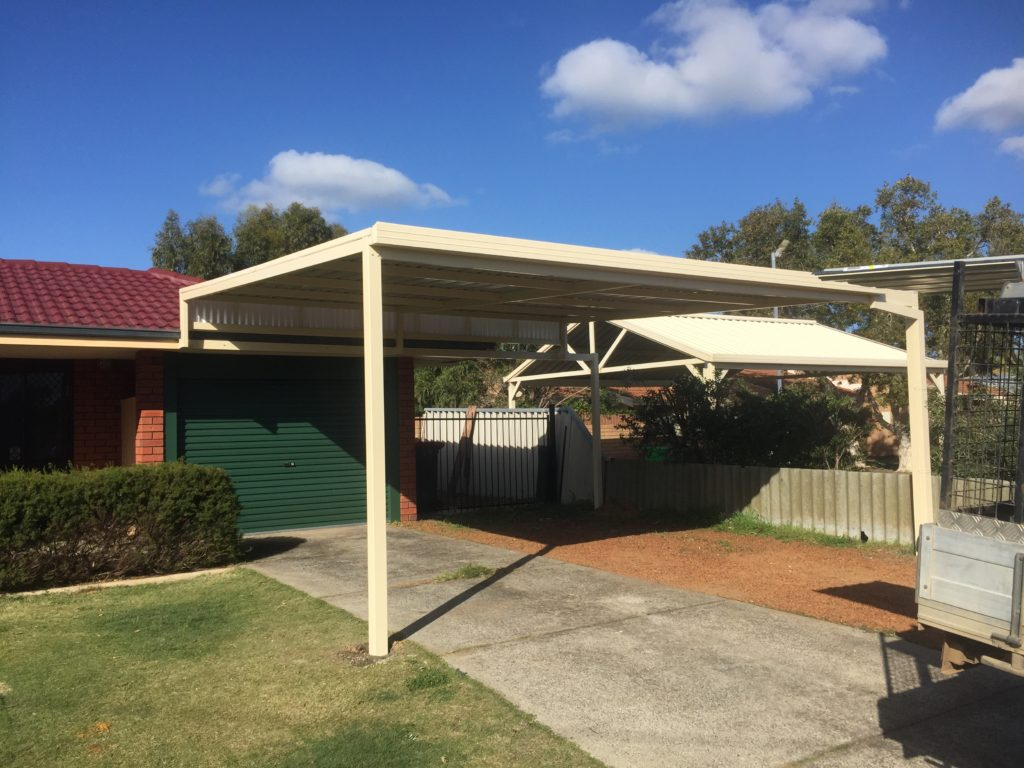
[507,314,946,386]
[613,315,946,370]
[817,254,1024,294]
[0,259,201,333]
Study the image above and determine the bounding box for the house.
[0,258,418,531]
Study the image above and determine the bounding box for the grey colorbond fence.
[604,460,942,545]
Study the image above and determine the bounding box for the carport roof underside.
[179,222,899,355]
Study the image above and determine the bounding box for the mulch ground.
[404,509,933,644]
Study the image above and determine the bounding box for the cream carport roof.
[175,222,937,658]
[506,314,947,387]
[178,222,892,355]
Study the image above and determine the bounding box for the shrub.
[623,376,871,470]
[0,463,241,592]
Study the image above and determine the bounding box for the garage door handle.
[283,461,296,468]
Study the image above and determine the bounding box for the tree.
[686,198,813,270]
[151,211,233,279]
[623,376,869,470]
[152,203,347,278]
[414,360,511,412]
[977,196,1024,256]
[233,203,348,270]
[185,216,234,280]
[684,177,1024,471]
[232,205,285,271]
[151,211,189,275]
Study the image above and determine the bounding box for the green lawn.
[0,569,602,768]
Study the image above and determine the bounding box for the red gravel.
[405,509,927,640]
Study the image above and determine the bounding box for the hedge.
[0,463,241,592]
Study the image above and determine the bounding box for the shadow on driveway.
[873,633,1024,767]
[240,535,307,562]
[391,544,554,648]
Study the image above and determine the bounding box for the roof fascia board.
[179,229,370,301]
[0,335,180,351]
[0,323,179,340]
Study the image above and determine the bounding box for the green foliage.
[684,177,1024,463]
[0,463,241,591]
[551,386,627,417]
[623,376,870,470]
[686,198,813,270]
[152,203,346,279]
[151,211,234,279]
[415,359,513,411]
[233,202,347,270]
[713,510,915,555]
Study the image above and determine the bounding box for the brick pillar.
[397,357,418,521]
[134,351,165,464]
[73,359,133,467]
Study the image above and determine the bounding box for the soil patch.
[405,509,927,641]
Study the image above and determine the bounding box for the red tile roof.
[0,260,202,332]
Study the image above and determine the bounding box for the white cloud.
[935,58,1024,133]
[546,128,583,144]
[198,173,240,197]
[541,0,886,126]
[202,150,453,212]
[1000,135,1024,160]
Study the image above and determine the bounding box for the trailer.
[917,261,1024,676]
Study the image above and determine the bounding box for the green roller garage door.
[179,377,366,533]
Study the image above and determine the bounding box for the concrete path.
[249,525,1024,768]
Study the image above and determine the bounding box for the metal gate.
[415,407,558,513]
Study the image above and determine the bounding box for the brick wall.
[397,357,418,521]
[72,360,133,467]
[134,351,165,464]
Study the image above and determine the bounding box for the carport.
[178,222,932,655]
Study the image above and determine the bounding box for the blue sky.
[1,0,1022,270]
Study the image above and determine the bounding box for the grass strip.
[713,511,916,555]
[0,568,602,768]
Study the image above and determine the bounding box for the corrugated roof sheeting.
[817,255,1024,294]
[508,314,946,385]
[191,299,561,345]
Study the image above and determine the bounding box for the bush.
[623,376,871,470]
[0,463,241,592]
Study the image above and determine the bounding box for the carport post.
[874,291,934,536]
[589,322,603,509]
[903,301,934,530]
[362,245,389,657]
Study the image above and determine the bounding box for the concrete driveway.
[249,525,1024,768]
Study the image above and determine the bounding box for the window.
[0,360,72,470]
